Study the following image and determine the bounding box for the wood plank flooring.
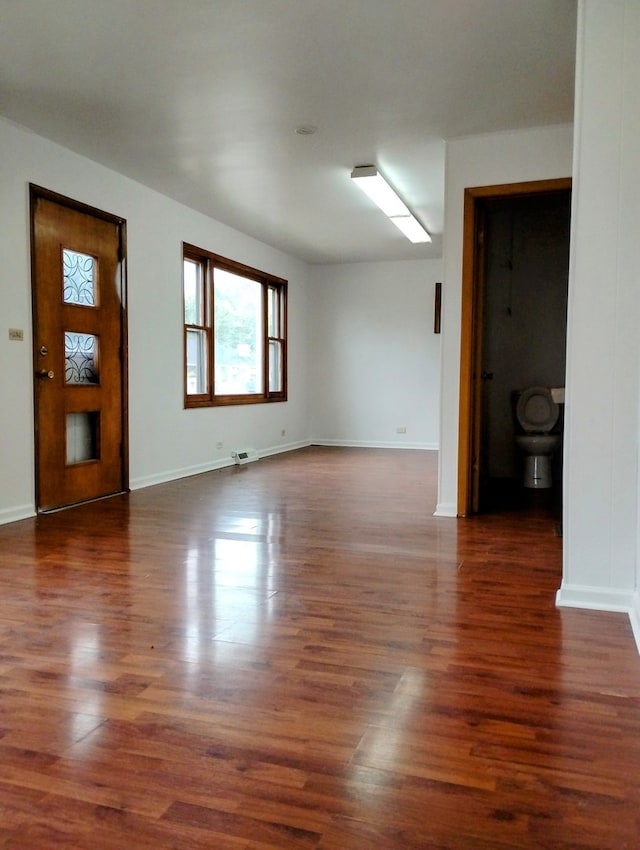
[0,446,639,849]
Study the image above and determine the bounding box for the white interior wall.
[559,0,640,618]
[309,260,442,450]
[0,117,444,525]
[437,124,574,516]
[0,117,310,523]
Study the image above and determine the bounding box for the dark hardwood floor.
[0,447,639,849]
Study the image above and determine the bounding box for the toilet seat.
[516,386,559,433]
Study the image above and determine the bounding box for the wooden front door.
[31,187,128,512]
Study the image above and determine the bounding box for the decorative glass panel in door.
[63,249,96,306]
[64,332,99,385]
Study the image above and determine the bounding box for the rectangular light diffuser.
[351,165,431,243]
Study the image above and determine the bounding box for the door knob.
[37,369,55,379]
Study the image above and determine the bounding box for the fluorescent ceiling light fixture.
[350,165,410,217]
[389,215,431,244]
[350,165,431,244]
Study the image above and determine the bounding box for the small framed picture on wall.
[434,281,442,334]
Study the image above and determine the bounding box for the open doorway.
[457,178,571,516]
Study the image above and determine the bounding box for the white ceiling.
[0,1,577,264]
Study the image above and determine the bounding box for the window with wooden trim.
[183,244,287,407]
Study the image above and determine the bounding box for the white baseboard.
[131,457,232,490]
[556,584,640,658]
[261,439,311,457]
[130,440,310,491]
[434,502,457,517]
[312,439,439,451]
[630,594,640,655]
[555,583,635,613]
[0,504,36,526]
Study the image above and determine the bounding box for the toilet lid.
[516,386,559,432]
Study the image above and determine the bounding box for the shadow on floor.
[480,476,562,533]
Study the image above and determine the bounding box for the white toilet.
[514,386,560,489]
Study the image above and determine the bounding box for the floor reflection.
[0,448,638,850]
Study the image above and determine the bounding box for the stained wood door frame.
[457,177,572,517]
[30,184,129,511]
